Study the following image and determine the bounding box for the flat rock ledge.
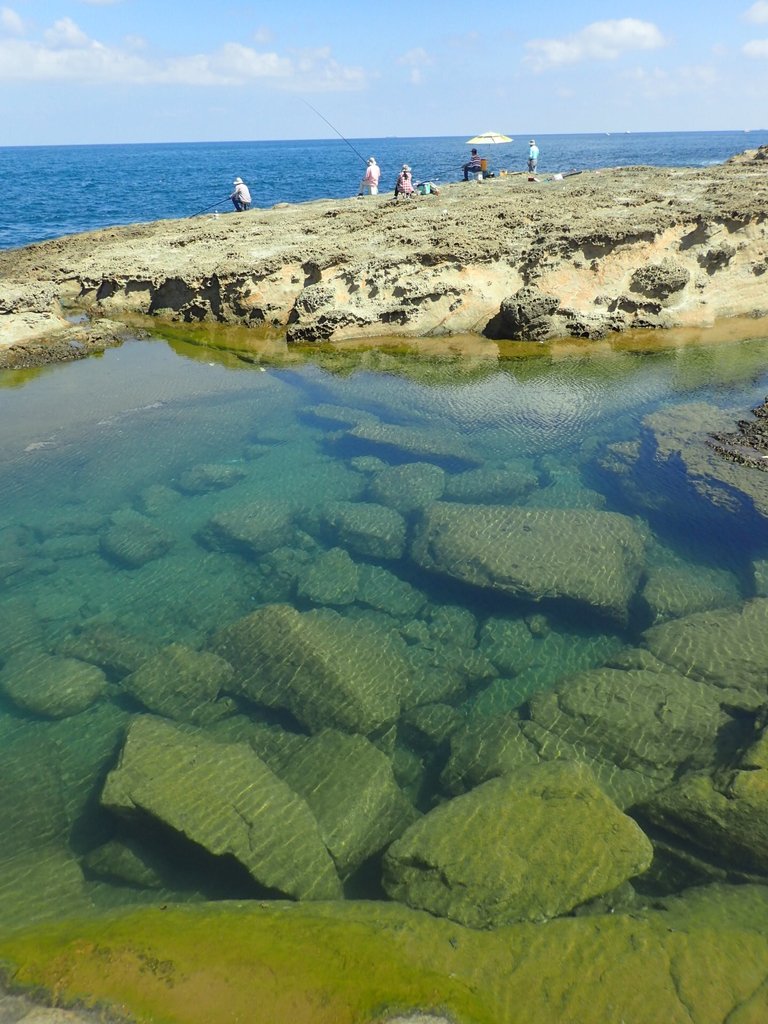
[2,153,768,365]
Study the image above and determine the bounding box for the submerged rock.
[198,500,296,557]
[176,462,247,494]
[122,643,236,724]
[367,462,446,513]
[305,500,407,561]
[0,651,107,718]
[383,762,652,927]
[642,597,768,709]
[100,510,174,568]
[101,715,342,900]
[209,603,404,734]
[411,503,646,623]
[279,730,418,878]
[295,547,360,606]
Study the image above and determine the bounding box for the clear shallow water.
[3,129,768,250]
[1,334,768,931]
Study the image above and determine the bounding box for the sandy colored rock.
[101,715,341,900]
[6,161,768,363]
[411,502,646,623]
[383,762,653,927]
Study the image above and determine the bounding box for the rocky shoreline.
[2,148,768,373]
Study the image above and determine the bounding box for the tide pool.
[0,331,767,945]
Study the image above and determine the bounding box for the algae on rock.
[101,715,342,900]
[383,761,653,927]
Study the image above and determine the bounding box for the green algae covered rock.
[209,604,403,734]
[411,503,646,623]
[198,500,296,557]
[122,643,236,724]
[4,883,768,1024]
[100,510,174,568]
[55,622,157,679]
[176,462,246,494]
[0,651,108,719]
[279,730,418,877]
[440,713,540,795]
[356,563,426,618]
[443,461,538,504]
[639,727,768,875]
[311,500,408,561]
[528,667,729,778]
[640,562,741,624]
[295,546,360,606]
[367,462,446,513]
[344,420,482,468]
[642,598,768,709]
[82,838,168,889]
[101,716,342,900]
[383,761,653,927]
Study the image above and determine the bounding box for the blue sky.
[2,1,768,145]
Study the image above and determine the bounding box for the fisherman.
[527,140,540,174]
[394,164,415,199]
[357,157,381,196]
[230,177,251,211]
[463,148,483,181]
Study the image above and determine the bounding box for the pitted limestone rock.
[411,502,646,623]
[101,715,342,900]
[383,761,653,927]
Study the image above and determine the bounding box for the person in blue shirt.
[528,140,540,173]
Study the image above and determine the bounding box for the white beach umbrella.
[465,131,513,145]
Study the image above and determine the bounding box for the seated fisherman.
[463,148,483,180]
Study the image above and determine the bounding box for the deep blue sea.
[3,129,768,251]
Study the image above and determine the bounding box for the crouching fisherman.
[230,177,251,211]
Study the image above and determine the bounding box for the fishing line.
[302,100,368,166]
[192,197,231,216]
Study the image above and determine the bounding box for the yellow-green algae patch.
[2,887,768,1024]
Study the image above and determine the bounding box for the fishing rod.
[302,99,368,166]
[192,197,231,216]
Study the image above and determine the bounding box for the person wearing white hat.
[357,157,381,197]
[230,177,252,211]
[527,140,539,174]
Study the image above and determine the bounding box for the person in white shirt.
[230,177,251,211]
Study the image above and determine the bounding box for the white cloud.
[743,38,768,56]
[44,17,90,48]
[398,47,432,86]
[0,6,24,34]
[0,22,366,89]
[744,1,768,23]
[622,63,719,97]
[524,18,667,71]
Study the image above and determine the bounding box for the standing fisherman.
[230,177,251,211]
[357,157,381,196]
[527,140,539,174]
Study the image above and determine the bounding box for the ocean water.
[0,333,768,934]
[3,129,768,251]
